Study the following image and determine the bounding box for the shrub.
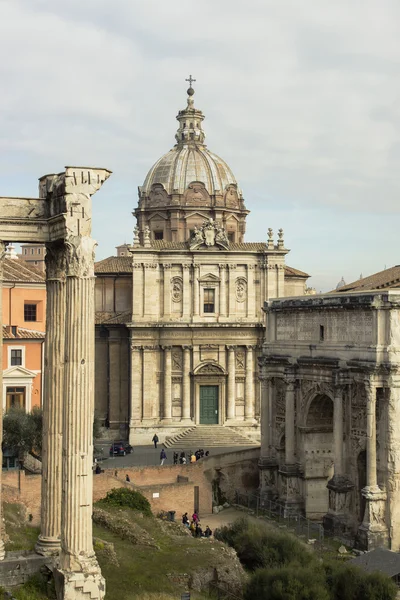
[324,562,397,600]
[102,487,152,516]
[245,566,330,600]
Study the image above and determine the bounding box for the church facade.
[94,85,309,442]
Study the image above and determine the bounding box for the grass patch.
[3,503,40,551]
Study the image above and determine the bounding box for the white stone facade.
[259,291,400,551]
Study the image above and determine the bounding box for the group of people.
[151,433,210,466]
[182,512,212,538]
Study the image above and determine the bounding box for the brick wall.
[2,448,259,526]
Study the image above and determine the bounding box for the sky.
[0,0,399,292]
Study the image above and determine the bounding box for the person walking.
[125,474,130,482]
[160,448,167,465]
[152,433,159,448]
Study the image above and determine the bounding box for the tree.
[3,406,43,464]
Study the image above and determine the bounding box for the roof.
[335,265,400,293]
[350,548,400,577]
[3,258,45,283]
[95,255,309,279]
[3,326,45,339]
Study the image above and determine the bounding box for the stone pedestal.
[323,474,355,537]
[259,457,279,501]
[278,464,304,516]
[356,486,389,550]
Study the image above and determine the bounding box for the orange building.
[2,258,46,411]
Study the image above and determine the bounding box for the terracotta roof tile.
[335,265,400,292]
[284,265,310,278]
[3,326,45,339]
[3,258,45,283]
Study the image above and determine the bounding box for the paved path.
[95,443,255,469]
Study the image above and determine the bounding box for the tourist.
[160,448,167,465]
[182,512,189,527]
[152,433,159,448]
[173,451,178,465]
[204,525,212,538]
[125,474,130,482]
[189,520,196,535]
[195,523,203,538]
[205,451,209,457]
[95,463,101,475]
[181,456,187,464]
[179,451,186,464]
[190,452,196,463]
[192,511,199,524]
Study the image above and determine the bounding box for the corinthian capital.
[45,242,68,281]
[65,236,97,278]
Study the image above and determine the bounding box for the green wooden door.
[200,386,219,424]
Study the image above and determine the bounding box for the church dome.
[141,85,242,200]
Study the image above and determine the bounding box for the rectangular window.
[203,288,215,313]
[10,349,22,366]
[154,231,164,240]
[31,249,34,255]
[24,249,27,255]
[228,232,235,242]
[320,325,324,342]
[38,248,41,254]
[24,303,37,321]
[6,387,25,411]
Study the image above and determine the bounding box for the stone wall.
[2,448,260,525]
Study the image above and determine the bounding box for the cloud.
[0,0,399,290]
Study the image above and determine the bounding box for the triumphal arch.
[0,166,111,599]
[259,291,400,551]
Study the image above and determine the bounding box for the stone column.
[193,265,199,316]
[182,346,192,422]
[284,378,296,465]
[247,264,255,318]
[36,242,66,557]
[132,263,144,317]
[56,238,105,598]
[182,265,191,318]
[163,264,171,318]
[219,264,227,317]
[260,377,273,458]
[129,345,142,442]
[162,346,172,422]
[366,383,378,489]
[333,385,344,476]
[226,345,236,420]
[0,243,7,560]
[244,345,255,421]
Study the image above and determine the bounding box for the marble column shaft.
[182,346,191,420]
[60,247,101,579]
[244,346,255,420]
[0,243,6,560]
[227,345,236,420]
[163,346,172,420]
[333,385,344,476]
[366,384,378,489]
[36,244,66,556]
[285,379,296,465]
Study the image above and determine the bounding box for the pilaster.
[182,264,191,318]
[163,264,171,318]
[193,265,199,316]
[226,345,236,420]
[244,345,256,421]
[219,264,227,317]
[129,345,142,440]
[228,264,236,317]
[182,346,192,422]
[162,346,172,422]
[247,264,255,318]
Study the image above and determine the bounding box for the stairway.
[163,426,260,449]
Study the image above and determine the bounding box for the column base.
[161,418,173,424]
[278,464,304,516]
[54,557,105,600]
[323,474,356,538]
[35,536,61,557]
[355,486,389,551]
[180,418,193,424]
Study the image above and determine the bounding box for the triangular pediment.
[3,366,37,379]
[198,273,220,283]
[184,211,210,221]
[225,213,240,222]
[147,212,168,221]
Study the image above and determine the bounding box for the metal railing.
[235,491,324,544]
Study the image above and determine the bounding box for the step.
[164,426,260,448]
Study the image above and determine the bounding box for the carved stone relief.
[197,363,224,375]
[149,183,168,206]
[184,181,210,206]
[224,184,239,208]
[172,349,182,371]
[235,350,245,371]
[236,278,247,303]
[171,277,183,303]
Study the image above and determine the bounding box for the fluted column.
[285,378,296,465]
[162,346,172,421]
[58,238,104,594]
[36,242,66,556]
[163,264,171,318]
[182,346,192,422]
[226,345,236,420]
[193,265,199,316]
[219,264,227,317]
[333,385,344,476]
[366,383,378,489]
[0,242,7,560]
[182,265,190,318]
[244,345,255,421]
[129,345,142,441]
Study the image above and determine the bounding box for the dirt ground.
[198,507,250,530]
